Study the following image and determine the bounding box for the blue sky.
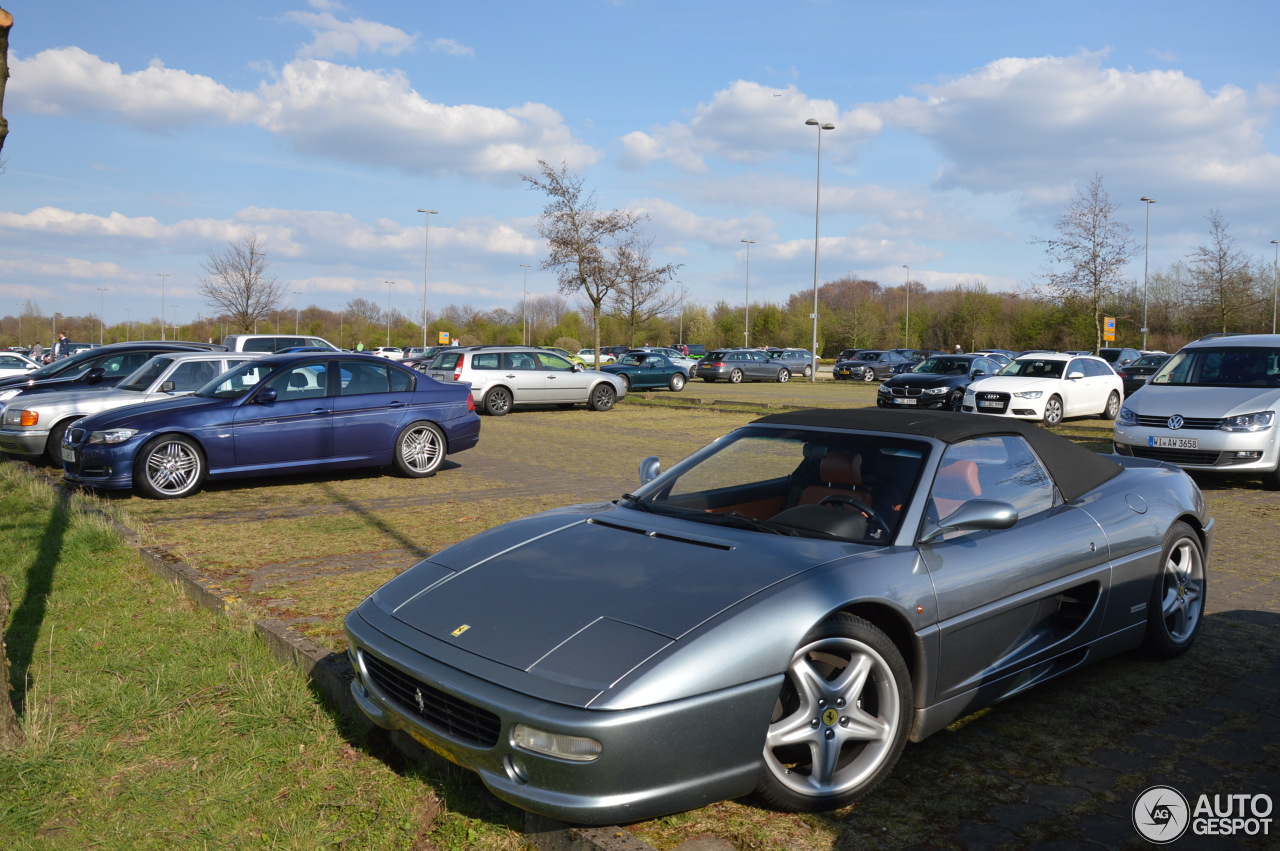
[2,0,1278,334]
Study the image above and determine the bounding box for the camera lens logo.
[1133,785,1190,843]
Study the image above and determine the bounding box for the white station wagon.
[961,353,1124,427]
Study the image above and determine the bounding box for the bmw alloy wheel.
[395,422,445,477]
[136,435,205,499]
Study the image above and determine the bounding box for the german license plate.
[1150,436,1198,450]
[978,399,1003,409]
[61,446,76,464]
[893,397,917,405]
[408,727,460,765]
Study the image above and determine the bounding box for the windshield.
[626,426,929,543]
[1152,346,1280,387]
[914,357,972,375]
[117,357,174,392]
[197,360,270,399]
[22,346,105,378]
[1002,358,1065,379]
[617,354,647,366]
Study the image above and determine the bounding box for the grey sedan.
[692,349,792,382]
[346,408,1210,824]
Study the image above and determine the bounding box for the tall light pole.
[293,291,302,334]
[156,272,170,340]
[805,118,835,381]
[48,297,59,347]
[741,239,755,347]
[124,308,131,342]
[384,280,396,347]
[519,263,532,345]
[901,265,911,347]
[1139,197,1155,350]
[417,209,437,349]
[97,287,108,344]
[1271,240,1279,335]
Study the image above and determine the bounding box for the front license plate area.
[408,727,460,765]
[893,397,917,405]
[1150,436,1198,450]
[61,446,76,464]
[978,400,1003,409]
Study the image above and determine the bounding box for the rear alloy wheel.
[803,365,813,378]
[1143,521,1205,658]
[135,435,205,499]
[729,369,744,384]
[777,368,791,383]
[589,383,617,411]
[1101,391,1121,420]
[668,372,686,391]
[394,421,445,477]
[862,368,876,382]
[756,613,912,812]
[483,386,512,416]
[1042,395,1064,427]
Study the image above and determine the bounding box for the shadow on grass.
[5,486,71,715]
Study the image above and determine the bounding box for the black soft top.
[754,408,1122,502]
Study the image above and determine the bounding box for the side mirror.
[970,369,986,377]
[920,499,1018,544]
[159,380,176,393]
[83,366,107,384]
[255,387,278,404]
[1067,371,1085,380]
[638,455,661,484]
[572,363,584,372]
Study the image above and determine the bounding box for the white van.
[221,334,339,353]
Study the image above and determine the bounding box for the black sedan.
[692,349,791,383]
[601,352,687,391]
[833,350,911,381]
[0,341,224,402]
[877,354,999,410]
[1116,353,1170,396]
[345,408,1209,825]
[61,352,480,498]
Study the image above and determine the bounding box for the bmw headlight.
[88,428,139,445]
[1012,390,1043,399]
[923,386,947,395]
[1117,406,1137,427]
[1220,411,1274,432]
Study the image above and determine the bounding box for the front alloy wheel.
[394,421,445,477]
[1042,395,1064,427]
[135,435,205,499]
[756,613,912,812]
[589,383,617,411]
[862,368,876,382]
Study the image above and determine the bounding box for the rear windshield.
[1152,346,1280,387]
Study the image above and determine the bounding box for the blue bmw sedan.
[61,352,481,498]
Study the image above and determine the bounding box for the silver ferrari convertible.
[345,408,1211,825]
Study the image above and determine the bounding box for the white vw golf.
[961,353,1123,427]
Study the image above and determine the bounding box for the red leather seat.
[798,450,871,507]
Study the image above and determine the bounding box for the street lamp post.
[294,291,302,334]
[901,265,910,347]
[1140,197,1155,350]
[48,297,59,348]
[124,308,131,342]
[741,239,755,347]
[97,287,108,344]
[417,209,437,349]
[1271,240,1279,335]
[384,281,396,347]
[805,118,835,381]
[519,263,532,345]
[156,272,170,341]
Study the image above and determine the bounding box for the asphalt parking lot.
[43,381,1280,850]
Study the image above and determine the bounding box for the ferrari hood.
[377,506,847,684]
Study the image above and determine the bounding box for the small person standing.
[52,332,70,360]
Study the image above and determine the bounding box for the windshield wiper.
[620,493,653,512]
[699,511,797,536]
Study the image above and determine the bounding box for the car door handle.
[386,401,404,408]
[309,408,328,415]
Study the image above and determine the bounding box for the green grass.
[0,463,526,850]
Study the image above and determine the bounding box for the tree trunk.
[0,7,11,158]
[0,576,23,748]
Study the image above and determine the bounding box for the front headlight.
[511,724,602,762]
[923,386,948,395]
[1012,390,1043,399]
[2,408,37,426]
[1118,406,1137,426]
[1220,411,1275,432]
[88,428,139,445]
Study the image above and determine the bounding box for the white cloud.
[619,80,882,172]
[283,9,420,58]
[428,38,474,57]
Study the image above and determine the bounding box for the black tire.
[134,435,205,499]
[46,418,78,465]
[669,373,686,392]
[1042,395,1064,427]
[729,369,744,384]
[1101,391,1121,420]
[862,368,876,382]
[1143,521,1206,658]
[483,386,512,416]
[755,613,912,812]
[619,374,632,391]
[393,421,445,477]
[947,389,964,412]
[589,383,617,411]
[777,369,791,383]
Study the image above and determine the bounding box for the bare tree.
[522,160,648,360]
[1187,209,1258,334]
[197,235,287,332]
[606,234,682,346]
[1036,174,1136,351]
[1,6,12,166]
